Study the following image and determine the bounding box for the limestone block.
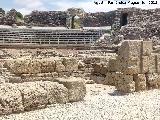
[39,81,69,104]
[17,82,48,111]
[0,83,24,115]
[116,74,135,93]
[142,41,152,56]
[55,77,86,102]
[140,56,149,74]
[62,57,78,72]
[148,54,157,73]
[118,57,140,75]
[146,73,159,89]
[55,58,65,73]
[118,40,142,59]
[134,74,146,91]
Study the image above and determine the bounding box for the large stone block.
[134,74,146,91]
[146,73,160,89]
[116,74,135,93]
[142,41,152,56]
[117,57,140,75]
[118,40,142,59]
[39,81,69,104]
[17,82,48,111]
[54,77,86,102]
[0,84,24,115]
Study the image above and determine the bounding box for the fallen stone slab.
[54,77,86,102]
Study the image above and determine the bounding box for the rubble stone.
[54,77,86,102]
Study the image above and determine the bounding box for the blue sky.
[0,0,160,15]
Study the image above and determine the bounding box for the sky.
[0,0,160,15]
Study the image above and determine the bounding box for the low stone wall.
[0,77,86,115]
[4,57,78,76]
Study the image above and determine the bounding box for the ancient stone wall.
[103,40,160,93]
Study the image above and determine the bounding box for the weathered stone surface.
[55,58,65,73]
[39,81,69,104]
[116,74,135,93]
[134,74,146,92]
[0,83,24,115]
[148,54,157,73]
[146,73,160,89]
[55,77,86,102]
[140,56,149,74]
[108,58,117,72]
[40,59,55,73]
[142,41,153,56]
[17,82,48,111]
[104,72,122,86]
[62,57,78,72]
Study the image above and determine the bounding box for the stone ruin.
[95,40,160,93]
[0,56,87,115]
[111,8,160,44]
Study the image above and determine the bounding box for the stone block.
[118,40,142,59]
[17,82,48,111]
[142,41,152,56]
[146,73,159,89]
[54,77,86,102]
[116,74,135,93]
[0,84,24,115]
[39,81,69,104]
[134,74,146,91]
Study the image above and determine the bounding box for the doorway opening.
[120,13,128,26]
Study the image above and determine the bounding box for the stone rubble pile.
[103,40,160,93]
